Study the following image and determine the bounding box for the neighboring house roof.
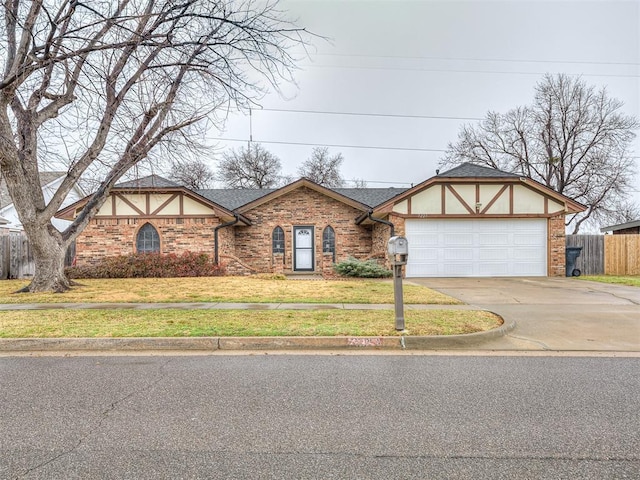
[197,185,407,211]
[437,163,520,178]
[600,220,640,233]
[0,171,67,209]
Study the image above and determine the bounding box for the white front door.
[294,226,314,271]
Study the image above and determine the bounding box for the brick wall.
[234,187,372,275]
[613,227,640,234]
[371,222,391,261]
[548,214,566,277]
[75,217,220,266]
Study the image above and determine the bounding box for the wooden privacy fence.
[604,235,640,275]
[0,233,76,280]
[566,234,640,276]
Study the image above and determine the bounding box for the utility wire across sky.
[209,137,447,153]
[302,63,640,79]
[256,108,484,121]
[299,52,640,68]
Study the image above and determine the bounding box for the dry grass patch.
[0,309,499,337]
[0,277,459,305]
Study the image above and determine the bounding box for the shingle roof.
[197,186,407,210]
[333,188,406,208]
[115,174,181,189]
[197,189,278,211]
[438,162,519,178]
[0,171,67,209]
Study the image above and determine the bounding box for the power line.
[211,137,640,161]
[302,63,640,79]
[210,137,447,153]
[305,52,640,68]
[257,108,483,121]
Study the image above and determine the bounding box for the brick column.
[548,214,566,277]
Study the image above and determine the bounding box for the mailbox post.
[387,236,408,331]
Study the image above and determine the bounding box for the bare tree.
[297,147,344,187]
[441,74,639,233]
[0,1,308,292]
[217,143,283,188]
[168,159,215,190]
[349,178,368,188]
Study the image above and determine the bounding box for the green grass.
[579,275,640,287]
[0,277,460,305]
[0,309,501,338]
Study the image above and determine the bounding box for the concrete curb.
[0,314,514,352]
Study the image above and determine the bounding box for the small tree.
[168,159,215,190]
[217,144,283,188]
[297,147,345,187]
[349,178,368,188]
[441,74,639,233]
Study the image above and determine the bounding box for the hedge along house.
[56,163,585,277]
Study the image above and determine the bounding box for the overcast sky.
[212,0,640,202]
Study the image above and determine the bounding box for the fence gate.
[0,233,35,279]
[565,235,604,275]
[0,233,76,279]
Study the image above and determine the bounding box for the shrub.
[333,257,392,278]
[66,252,226,279]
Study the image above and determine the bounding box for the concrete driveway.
[409,277,640,352]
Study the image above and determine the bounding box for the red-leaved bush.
[66,252,226,279]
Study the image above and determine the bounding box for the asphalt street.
[1,354,638,479]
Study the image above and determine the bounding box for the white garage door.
[405,218,547,277]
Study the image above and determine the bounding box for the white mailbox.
[388,236,408,266]
[388,236,408,256]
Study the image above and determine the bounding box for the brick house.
[600,220,640,235]
[57,163,585,277]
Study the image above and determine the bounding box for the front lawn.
[579,275,640,287]
[0,277,500,338]
[0,309,500,338]
[0,277,460,305]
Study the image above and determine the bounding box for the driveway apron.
[408,277,640,352]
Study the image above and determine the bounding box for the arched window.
[272,226,285,254]
[323,226,335,262]
[136,223,160,253]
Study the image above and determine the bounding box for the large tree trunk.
[18,226,71,293]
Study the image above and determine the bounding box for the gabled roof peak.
[438,162,519,178]
[115,174,180,189]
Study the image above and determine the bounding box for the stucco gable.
[371,165,585,217]
[56,176,245,224]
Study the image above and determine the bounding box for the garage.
[405,218,547,277]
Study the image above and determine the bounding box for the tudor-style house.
[57,163,585,277]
